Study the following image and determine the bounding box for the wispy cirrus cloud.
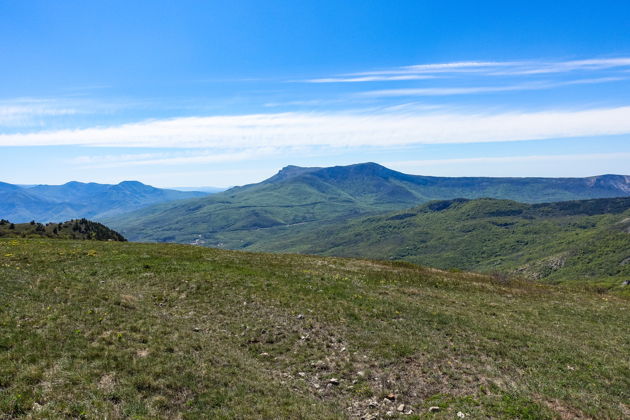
[306,74,437,83]
[304,61,515,83]
[72,148,281,169]
[494,57,630,75]
[305,57,630,83]
[361,77,624,97]
[3,106,630,153]
[0,98,79,126]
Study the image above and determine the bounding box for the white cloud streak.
[496,58,630,75]
[72,148,280,169]
[362,77,624,97]
[353,61,522,76]
[0,102,78,126]
[306,57,630,83]
[307,74,436,83]
[2,107,630,150]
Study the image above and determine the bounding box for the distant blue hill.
[0,180,209,223]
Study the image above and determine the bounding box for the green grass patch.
[0,238,628,418]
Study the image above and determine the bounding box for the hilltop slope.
[0,218,126,241]
[250,197,630,289]
[0,239,628,418]
[0,180,208,223]
[107,162,630,246]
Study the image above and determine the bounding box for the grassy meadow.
[1,238,629,419]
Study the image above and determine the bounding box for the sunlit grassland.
[1,238,628,418]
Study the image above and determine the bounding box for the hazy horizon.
[3,161,630,190]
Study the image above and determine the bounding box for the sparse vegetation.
[0,219,126,241]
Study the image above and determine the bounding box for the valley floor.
[1,239,629,419]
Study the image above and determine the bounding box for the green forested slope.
[0,218,126,241]
[247,197,630,290]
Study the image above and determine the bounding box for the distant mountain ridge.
[107,162,630,246]
[0,180,209,223]
[267,163,630,202]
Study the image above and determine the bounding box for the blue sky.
[1,1,629,187]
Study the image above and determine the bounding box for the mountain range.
[102,163,630,287]
[4,162,629,286]
[107,162,630,245]
[0,180,209,223]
